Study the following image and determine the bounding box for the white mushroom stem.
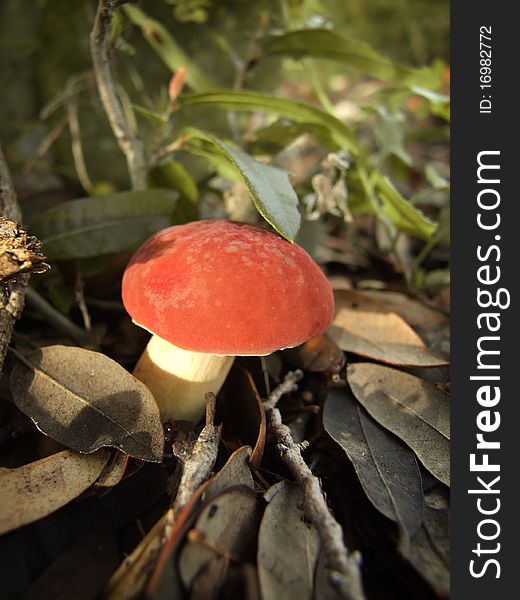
[133,335,234,422]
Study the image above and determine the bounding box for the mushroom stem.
[133,335,234,422]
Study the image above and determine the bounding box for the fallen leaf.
[10,346,164,462]
[361,290,447,331]
[94,451,129,489]
[190,555,229,600]
[362,290,450,359]
[405,486,450,595]
[178,486,261,589]
[328,290,447,367]
[204,446,254,498]
[347,363,450,486]
[0,449,110,535]
[281,333,345,374]
[323,387,423,549]
[223,367,266,469]
[257,483,320,600]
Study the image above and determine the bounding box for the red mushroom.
[122,220,334,422]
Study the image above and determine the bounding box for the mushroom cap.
[122,220,334,356]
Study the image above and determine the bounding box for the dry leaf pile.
[1,285,450,600]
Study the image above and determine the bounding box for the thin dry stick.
[0,145,28,374]
[90,0,146,190]
[172,392,222,515]
[264,370,366,600]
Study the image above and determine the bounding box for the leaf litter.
[323,387,424,553]
[328,289,447,367]
[0,449,110,535]
[10,345,164,462]
[347,362,450,486]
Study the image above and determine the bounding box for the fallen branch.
[264,370,366,600]
[90,0,146,190]
[0,146,29,374]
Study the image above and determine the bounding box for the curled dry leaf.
[257,483,320,600]
[281,333,345,374]
[94,451,129,489]
[323,388,423,550]
[0,449,110,535]
[10,345,164,463]
[347,363,450,486]
[328,290,447,367]
[178,486,261,589]
[223,367,266,469]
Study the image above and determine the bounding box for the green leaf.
[132,104,168,126]
[409,86,450,122]
[183,128,301,241]
[376,176,437,240]
[122,4,214,92]
[31,190,186,260]
[249,119,338,154]
[148,159,199,210]
[261,29,442,91]
[177,90,360,155]
[371,107,412,165]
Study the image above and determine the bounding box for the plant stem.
[66,100,94,194]
[90,0,147,190]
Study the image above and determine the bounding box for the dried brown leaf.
[204,446,254,498]
[94,450,129,489]
[328,290,447,367]
[282,333,345,373]
[178,486,261,589]
[323,388,423,548]
[257,483,320,600]
[405,486,450,595]
[10,345,164,462]
[361,291,447,330]
[347,363,450,486]
[0,449,110,535]
[224,367,266,469]
[362,290,450,359]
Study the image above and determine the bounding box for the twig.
[75,272,92,332]
[0,145,28,374]
[90,0,146,190]
[264,370,366,600]
[0,146,21,224]
[66,100,94,194]
[172,392,222,515]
